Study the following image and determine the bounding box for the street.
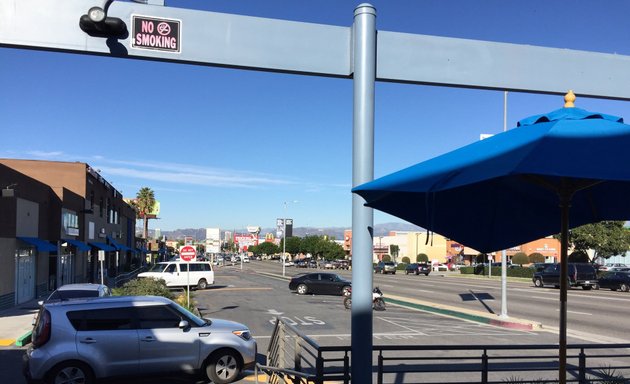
[5,261,630,383]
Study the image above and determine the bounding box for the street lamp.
[282,200,298,277]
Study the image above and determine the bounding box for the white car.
[242,255,250,263]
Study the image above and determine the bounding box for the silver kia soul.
[23,295,257,384]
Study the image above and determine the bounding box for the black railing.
[257,318,630,384]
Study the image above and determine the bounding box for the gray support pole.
[500,91,508,319]
[351,4,376,384]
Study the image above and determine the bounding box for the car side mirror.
[178,320,190,330]
[37,300,44,306]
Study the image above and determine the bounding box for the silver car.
[23,295,257,384]
[40,283,111,304]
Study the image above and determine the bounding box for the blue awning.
[62,239,91,252]
[107,236,134,252]
[17,237,57,252]
[90,242,115,252]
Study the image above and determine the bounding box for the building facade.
[0,159,137,310]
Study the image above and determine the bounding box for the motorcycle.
[343,286,386,311]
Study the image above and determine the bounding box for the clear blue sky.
[2,0,630,232]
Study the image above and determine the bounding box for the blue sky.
[2,0,630,232]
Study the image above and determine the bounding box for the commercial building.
[0,159,137,310]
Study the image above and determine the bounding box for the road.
[5,260,628,383]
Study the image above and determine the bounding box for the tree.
[382,254,392,262]
[135,187,156,239]
[529,253,545,263]
[389,244,400,261]
[568,251,589,263]
[416,253,428,262]
[256,241,280,256]
[512,252,529,266]
[569,221,630,261]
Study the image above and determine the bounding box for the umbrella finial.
[564,90,576,108]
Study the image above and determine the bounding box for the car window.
[148,263,167,272]
[136,305,183,329]
[165,264,177,273]
[49,290,100,300]
[67,307,135,331]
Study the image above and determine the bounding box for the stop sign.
[180,245,197,262]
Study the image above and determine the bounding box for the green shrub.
[382,254,392,262]
[460,266,475,274]
[401,256,411,264]
[113,278,175,299]
[511,252,529,266]
[396,263,407,270]
[528,252,545,263]
[416,253,429,262]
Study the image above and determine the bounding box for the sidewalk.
[0,299,40,348]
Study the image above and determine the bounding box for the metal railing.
[112,266,147,287]
[257,317,630,384]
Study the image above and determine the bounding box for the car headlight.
[233,330,252,341]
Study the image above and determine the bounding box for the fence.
[257,317,630,384]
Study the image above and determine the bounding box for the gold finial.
[564,90,576,108]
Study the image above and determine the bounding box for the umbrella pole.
[558,190,571,384]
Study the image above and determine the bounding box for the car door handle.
[80,338,97,344]
[141,336,156,342]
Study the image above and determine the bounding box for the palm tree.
[136,187,156,239]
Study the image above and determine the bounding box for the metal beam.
[3,0,630,99]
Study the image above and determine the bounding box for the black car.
[405,263,430,276]
[289,273,351,295]
[532,263,598,290]
[597,271,630,292]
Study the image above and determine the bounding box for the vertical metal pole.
[559,187,571,384]
[351,4,376,384]
[500,91,508,319]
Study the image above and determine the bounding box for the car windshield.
[48,290,99,300]
[148,263,167,272]
[169,302,208,327]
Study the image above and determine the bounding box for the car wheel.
[582,285,592,290]
[392,271,396,275]
[341,286,351,296]
[297,284,308,295]
[424,273,429,276]
[593,283,600,290]
[205,349,242,384]
[197,279,208,290]
[405,270,409,275]
[47,361,94,384]
[621,283,629,292]
[534,278,544,288]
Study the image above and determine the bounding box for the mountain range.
[157,222,425,241]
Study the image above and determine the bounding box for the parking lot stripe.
[0,339,14,346]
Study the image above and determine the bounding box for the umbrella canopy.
[353,104,630,254]
[353,94,630,384]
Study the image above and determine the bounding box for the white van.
[138,261,215,289]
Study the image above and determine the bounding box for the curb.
[16,330,32,347]
[385,294,541,331]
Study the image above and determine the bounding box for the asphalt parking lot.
[2,264,570,384]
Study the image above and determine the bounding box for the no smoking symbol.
[157,22,171,35]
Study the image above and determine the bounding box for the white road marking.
[556,309,592,316]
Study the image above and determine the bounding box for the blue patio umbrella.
[353,93,630,383]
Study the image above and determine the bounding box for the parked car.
[24,295,257,384]
[529,262,555,272]
[41,283,111,305]
[242,255,250,263]
[138,261,215,289]
[598,263,628,272]
[405,263,431,276]
[374,261,397,274]
[323,261,334,269]
[308,259,318,268]
[532,263,598,290]
[295,260,308,268]
[596,271,630,292]
[289,273,351,295]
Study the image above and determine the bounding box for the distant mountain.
[157,222,424,241]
